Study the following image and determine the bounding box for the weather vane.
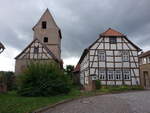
[0,42,5,54]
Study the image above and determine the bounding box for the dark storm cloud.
[0,0,150,58]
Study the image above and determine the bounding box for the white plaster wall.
[105,43,109,49]
[98,38,103,42]
[98,43,104,49]
[104,37,109,42]
[123,43,129,49]
[123,62,129,67]
[106,51,113,56]
[124,81,131,85]
[90,56,98,61]
[101,81,106,85]
[115,63,122,67]
[111,44,116,50]
[116,81,122,85]
[115,57,122,62]
[107,81,115,85]
[107,63,113,67]
[99,62,105,67]
[117,38,122,42]
[117,43,122,49]
[107,57,113,62]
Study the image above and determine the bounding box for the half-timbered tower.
[78,28,141,87]
[15,9,62,75]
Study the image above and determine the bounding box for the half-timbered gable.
[78,28,141,86]
[15,38,58,61]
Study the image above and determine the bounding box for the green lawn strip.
[0,89,81,113]
[0,86,144,113]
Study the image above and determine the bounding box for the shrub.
[17,62,72,97]
[95,80,101,89]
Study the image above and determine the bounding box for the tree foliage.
[17,62,72,97]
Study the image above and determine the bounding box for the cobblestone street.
[44,91,150,113]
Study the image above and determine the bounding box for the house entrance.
[143,71,150,88]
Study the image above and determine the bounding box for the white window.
[123,69,130,80]
[98,50,105,61]
[122,51,129,61]
[115,69,122,80]
[99,69,106,80]
[107,69,114,80]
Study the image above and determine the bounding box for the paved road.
[44,91,150,113]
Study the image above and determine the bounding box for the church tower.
[32,9,62,60]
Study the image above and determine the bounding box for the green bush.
[95,80,101,89]
[17,62,72,97]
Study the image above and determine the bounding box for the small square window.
[42,21,47,29]
[43,37,48,43]
[109,36,117,44]
[122,51,129,61]
[98,50,105,61]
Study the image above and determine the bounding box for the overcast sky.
[0,0,150,71]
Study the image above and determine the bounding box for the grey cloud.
[0,0,150,59]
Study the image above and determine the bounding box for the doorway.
[143,71,150,88]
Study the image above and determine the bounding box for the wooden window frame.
[98,50,105,61]
[99,69,106,80]
[123,69,130,80]
[122,51,129,62]
[115,69,122,80]
[107,69,114,80]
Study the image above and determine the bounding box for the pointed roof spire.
[32,8,60,30]
[100,28,125,36]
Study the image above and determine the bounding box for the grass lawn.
[0,86,143,113]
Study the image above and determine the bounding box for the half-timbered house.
[15,9,62,75]
[78,28,141,87]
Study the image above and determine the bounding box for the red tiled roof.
[100,28,125,36]
[139,50,150,58]
[73,64,80,72]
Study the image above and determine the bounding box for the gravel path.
[44,90,150,113]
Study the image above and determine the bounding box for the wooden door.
[143,71,150,88]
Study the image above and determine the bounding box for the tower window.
[109,36,117,44]
[42,21,47,29]
[43,37,48,43]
